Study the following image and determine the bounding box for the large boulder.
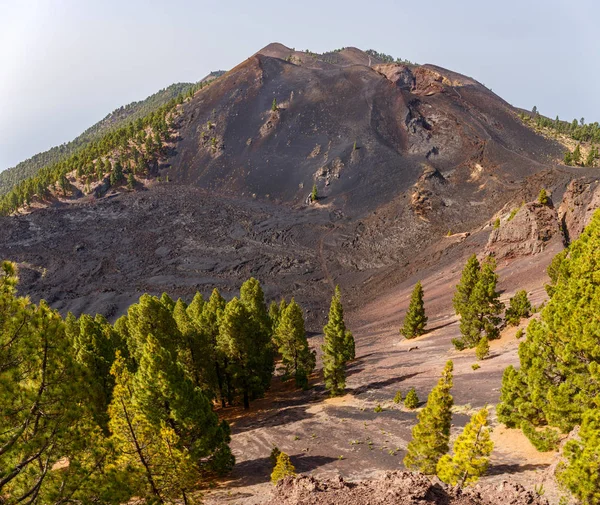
[486,201,564,259]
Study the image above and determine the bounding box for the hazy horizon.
[2,0,598,172]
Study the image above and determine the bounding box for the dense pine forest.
[0,259,358,503]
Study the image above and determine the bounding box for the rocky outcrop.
[558,177,600,244]
[486,202,564,259]
[373,64,415,91]
[411,165,447,218]
[265,472,549,505]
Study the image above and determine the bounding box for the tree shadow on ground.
[424,320,456,333]
[224,454,337,488]
[350,372,421,396]
[486,462,550,476]
[230,405,318,434]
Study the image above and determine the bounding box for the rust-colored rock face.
[558,177,600,243]
[265,472,549,505]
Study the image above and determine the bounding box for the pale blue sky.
[1,0,597,171]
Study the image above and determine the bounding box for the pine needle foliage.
[322,286,354,396]
[453,256,504,350]
[404,388,419,409]
[271,452,296,484]
[275,298,316,388]
[557,407,600,505]
[497,210,600,435]
[400,281,428,339]
[436,408,494,486]
[505,290,532,326]
[403,361,454,474]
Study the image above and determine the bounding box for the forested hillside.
[0,82,194,196]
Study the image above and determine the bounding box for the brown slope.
[0,42,575,324]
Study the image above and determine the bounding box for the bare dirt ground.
[202,243,562,504]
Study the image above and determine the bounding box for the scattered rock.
[264,471,549,505]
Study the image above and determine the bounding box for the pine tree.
[133,335,233,474]
[453,255,480,317]
[557,407,600,505]
[275,298,316,388]
[127,172,135,189]
[271,452,296,484]
[218,297,268,409]
[572,144,582,165]
[110,161,124,186]
[505,290,532,326]
[404,388,419,409]
[436,408,493,486]
[125,293,182,366]
[311,184,318,202]
[498,210,600,435]
[240,277,275,394]
[271,98,278,112]
[403,361,454,474]
[173,298,214,391]
[194,288,230,407]
[454,256,504,350]
[67,312,122,432]
[269,300,282,333]
[400,281,428,339]
[538,188,549,205]
[475,336,490,360]
[322,287,353,396]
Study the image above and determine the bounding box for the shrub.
[475,336,490,360]
[374,404,383,413]
[271,452,295,484]
[515,328,524,339]
[471,363,481,370]
[404,388,419,409]
[393,390,403,404]
[493,218,500,229]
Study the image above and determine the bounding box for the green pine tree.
[453,254,480,317]
[557,407,600,504]
[275,298,316,388]
[403,361,454,474]
[271,98,278,112]
[0,262,118,504]
[400,281,428,339]
[240,277,275,394]
[404,388,419,409]
[322,287,353,396]
[538,188,549,205]
[475,336,490,360]
[436,407,494,486]
[195,288,231,407]
[271,452,296,484]
[572,144,582,165]
[454,256,504,350]
[311,184,318,202]
[498,209,600,435]
[505,290,532,326]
